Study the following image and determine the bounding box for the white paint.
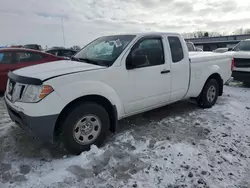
[6,32,232,120]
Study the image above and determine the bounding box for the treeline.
[183,28,250,39]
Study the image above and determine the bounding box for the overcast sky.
[1,0,250,47]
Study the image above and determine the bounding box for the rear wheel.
[197,79,219,108]
[61,102,110,155]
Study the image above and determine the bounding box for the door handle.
[161,70,170,74]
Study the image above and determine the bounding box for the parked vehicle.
[24,44,42,51]
[226,39,250,86]
[10,45,23,48]
[0,48,64,92]
[5,32,233,154]
[45,48,77,59]
[70,46,81,51]
[213,48,230,53]
[51,46,65,49]
[195,47,203,51]
[0,45,8,49]
[186,42,203,52]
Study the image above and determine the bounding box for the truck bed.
[189,52,232,63]
[186,52,232,98]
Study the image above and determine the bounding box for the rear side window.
[16,52,42,63]
[168,36,184,63]
[0,52,13,64]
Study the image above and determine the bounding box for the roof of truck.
[103,32,181,37]
[135,32,180,35]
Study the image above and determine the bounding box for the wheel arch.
[202,73,223,96]
[54,95,118,140]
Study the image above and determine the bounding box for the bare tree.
[233,28,244,35]
[244,29,250,34]
[182,29,250,39]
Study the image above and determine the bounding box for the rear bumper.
[5,98,58,143]
[232,71,250,83]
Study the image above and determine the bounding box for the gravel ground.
[0,83,250,188]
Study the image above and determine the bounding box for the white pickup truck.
[226,39,250,86]
[5,32,233,154]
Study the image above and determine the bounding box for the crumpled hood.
[14,60,106,81]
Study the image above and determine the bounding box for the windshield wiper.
[78,58,108,67]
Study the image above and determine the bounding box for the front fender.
[52,80,125,119]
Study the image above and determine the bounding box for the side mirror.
[228,48,232,51]
[126,54,146,69]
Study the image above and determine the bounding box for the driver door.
[124,36,171,114]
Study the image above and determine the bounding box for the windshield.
[232,40,250,51]
[73,35,135,66]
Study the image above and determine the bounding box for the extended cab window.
[127,38,164,69]
[16,52,42,63]
[0,52,13,64]
[168,36,184,63]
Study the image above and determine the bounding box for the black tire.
[61,102,110,155]
[197,79,219,108]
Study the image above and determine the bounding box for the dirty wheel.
[197,79,219,108]
[61,102,110,155]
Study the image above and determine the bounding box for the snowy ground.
[0,83,250,188]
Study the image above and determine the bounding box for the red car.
[0,48,64,92]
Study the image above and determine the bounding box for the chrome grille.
[7,80,26,102]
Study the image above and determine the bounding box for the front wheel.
[197,79,219,108]
[61,102,110,155]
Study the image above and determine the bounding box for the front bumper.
[5,98,58,143]
[232,71,250,83]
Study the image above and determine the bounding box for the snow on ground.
[0,83,250,188]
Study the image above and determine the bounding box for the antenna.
[61,18,66,47]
